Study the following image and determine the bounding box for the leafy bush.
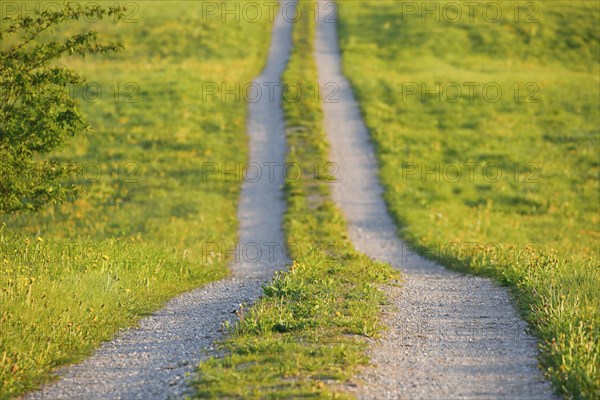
[0,3,125,213]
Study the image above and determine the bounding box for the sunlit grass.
[0,2,271,397]
[337,1,599,398]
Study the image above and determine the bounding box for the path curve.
[314,2,557,399]
[25,2,293,398]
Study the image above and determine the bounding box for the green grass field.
[1,0,598,398]
[337,1,599,398]
[192,2,396,396]
[0,2,271,397]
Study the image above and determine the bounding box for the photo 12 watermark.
[400,162,540,184]
[201,161,338,183]
[68,81,140,104]
[399,82,539,104]
[400,240,541,263]
[0,1,140,23]
[0,238,143,268]
[200,1,338,23]
[201,240,340,265]
[16,161,140,185]
[399,1,539,24]
[396,319,530,343]
[201,81,338,104]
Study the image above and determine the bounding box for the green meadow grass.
[192,2,396,397]
[0,2,271,397]
[337,1,599,398]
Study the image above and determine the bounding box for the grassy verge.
[192,1,397,397]
[0,2,271,397]
[337,1,599,398]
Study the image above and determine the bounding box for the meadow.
[1,0,598,399]
[337,1,599,398]
[0,2,271,397]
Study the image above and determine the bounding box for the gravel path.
[314,2,557,399]
[24,2,294,399]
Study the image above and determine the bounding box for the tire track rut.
[25,1,294,398]
[314,2,557,398]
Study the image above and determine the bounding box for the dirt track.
[24,1,559,397]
